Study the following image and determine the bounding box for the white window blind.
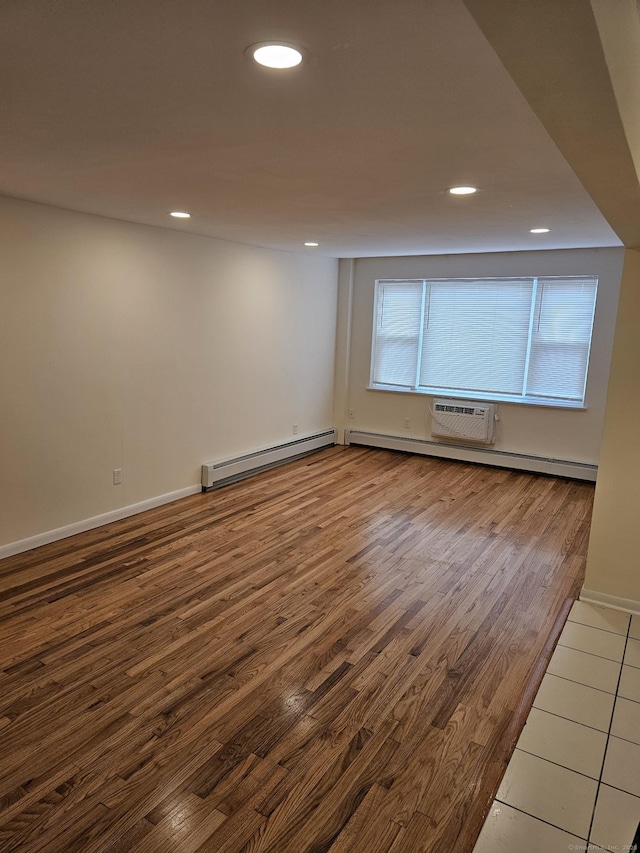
[372,281,423,387]
[371,276,598,406]
[526,278,598,401]
[419,279,532,395]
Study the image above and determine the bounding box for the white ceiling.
[0,0,622,257]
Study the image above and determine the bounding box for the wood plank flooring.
[0,446,594,852]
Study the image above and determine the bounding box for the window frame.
[368,275,598,410]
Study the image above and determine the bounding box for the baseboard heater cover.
[202,429,336,490]
[344,429,597,481]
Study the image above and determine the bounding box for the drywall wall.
[0,196,337,548]
[336,248,624,464]
[590,0,640,186]
[583,248,640,606]
[333,258,355,443]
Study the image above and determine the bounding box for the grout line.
[605,726,640,747]
[557,641,625,665]
[543,670,618,696]
[493,798,587,842]
[615,689,640,707]
[585,618,630,847]
[567,616,631,637]
[512,746,603,782]
[530,703,613,735]
[596,779,640,800]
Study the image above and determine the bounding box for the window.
[370,276,598,406]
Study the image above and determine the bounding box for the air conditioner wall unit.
[431,399,495,444]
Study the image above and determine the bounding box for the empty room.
[1,1,640,851]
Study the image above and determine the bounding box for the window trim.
[366,383,587,409]
[369,275,597,410]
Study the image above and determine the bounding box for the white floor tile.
[497,749,596,839]
[611,697,640,745]
[625,637,640,669]
[619,665,640,704]
[558,621,626,662]
[516,707,607,778]
[473,801,584,852]
[571,600,630,635]
[485,604,639,852]
[602,736,640,797]
[546,645,621,694]
[533,672,615,732]
[590,784,640,851]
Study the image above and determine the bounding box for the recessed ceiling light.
[170,211,191,219]
[530,227,550,233]
[252,44,303,69]
[448,186,478,195]
[304,242,319,247]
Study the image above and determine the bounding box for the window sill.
[367,385,587,410]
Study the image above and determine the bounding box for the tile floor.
[473,600,640,852]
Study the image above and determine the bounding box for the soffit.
[464,0,640,250]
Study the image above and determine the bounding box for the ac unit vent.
[434,403,478,416]
[431,399,495,444]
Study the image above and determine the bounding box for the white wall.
[0,196,338,547]
[336,248,624,464]
[583,249,640,608]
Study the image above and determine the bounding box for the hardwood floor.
[0,446,594,852]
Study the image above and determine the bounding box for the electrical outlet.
[349,409,355,418]
[404,418,411,429]
[293,424,298,434]
[113,468,122,485]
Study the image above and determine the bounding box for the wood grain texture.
[0,446,594,852]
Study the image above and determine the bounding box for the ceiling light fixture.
[170,211,191,219]
[449,186,478,195]
[530,227,550,233]
[304,242,319,247]
[252,43,303,69]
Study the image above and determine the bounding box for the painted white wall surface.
[584,249,640,606]
[0,196,338,547]
[336,248,624,464]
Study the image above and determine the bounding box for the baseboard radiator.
[344,429,597,481]
[201,429,336,490]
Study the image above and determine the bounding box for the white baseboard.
[0,484,201,561]
[580,587,640,617]
[344,429,597,481]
